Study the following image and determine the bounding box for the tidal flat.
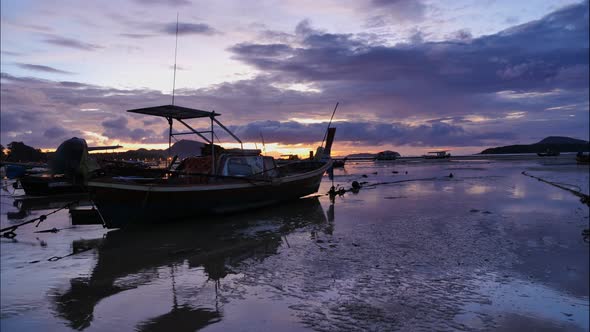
[1,156,589,331]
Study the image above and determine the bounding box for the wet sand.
[1,156,589,331]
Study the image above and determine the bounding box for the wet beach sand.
[1,155,589,331]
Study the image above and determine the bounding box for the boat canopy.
[128,105,219,119]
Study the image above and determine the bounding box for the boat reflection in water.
[7,194,91,221]
[51,197,330,331]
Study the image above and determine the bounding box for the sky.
[1,0,588,157]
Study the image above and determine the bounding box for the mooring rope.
[521,171,589,206]
[28,246,94,264]
[1,201,78,239]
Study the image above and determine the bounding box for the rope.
[29,246,94,264]
[1,201,78,239]
[522,171,590,206]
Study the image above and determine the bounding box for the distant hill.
[481,136,590,154]
[91,140,206,160]
[536,136,588,145]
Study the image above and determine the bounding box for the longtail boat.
[87,105,335,229]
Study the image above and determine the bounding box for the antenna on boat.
[171,13,179,105]
[260,132,266,154]
[321,102,339,148]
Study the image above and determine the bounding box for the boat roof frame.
[127,104,244,173]
[128,104,219,119]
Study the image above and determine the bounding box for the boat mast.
[168,13,179,167]
[321,102,339,148]
[211,113,215,174]
[172,13,179,106]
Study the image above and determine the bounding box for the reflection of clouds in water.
[549,191,566,201]
[442,185,454,193]
[507,185,526,199]
[401,182,436,195]
[455,273,589,331]
[466,184,492,195]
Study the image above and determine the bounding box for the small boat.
[375,151,399,160]
[332,158,346,168]
[537,149,560,157]
[88,105,335,229]
[423,151,451,159]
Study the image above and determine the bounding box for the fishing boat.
[537,149,560,157]
[423,150,451,159]
[87,105,335,229]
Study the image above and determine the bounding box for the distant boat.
[375,151,399,160]
[423,151,451,159]
[537,149,560,157]
[87,105,335,229]
[332,158,346,168]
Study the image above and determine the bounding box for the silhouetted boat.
[375,151,399,160]
[16,139,125,196]
[88,105,335,229]
[537,149,560,157]
[332,158,346,168]
[423,151,451,159]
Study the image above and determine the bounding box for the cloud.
[16,63,74,75]
[161,22,217,35]
[231,1,589,95]
[1,50,23,56]
[231,120,515,147]
[364,0,427,26]
[1,2,588,150]
[119,33,153,39]
[42,35,102,51]
[133,0,191,5]
[101,116,164,143]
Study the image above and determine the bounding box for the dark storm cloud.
[43,126,68,138]
[16,63,74,75]
[231,120,514,147]
[0,70,585,149]
[230,1,589,95]
[101,116,164,143]
[161,22,217,35]
[43,35,102,51]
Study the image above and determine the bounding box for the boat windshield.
[221,156,264,177]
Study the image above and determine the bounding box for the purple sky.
[1,0,588,156]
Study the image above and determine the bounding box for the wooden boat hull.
[88,162,330,229]
[19,175,86,196]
